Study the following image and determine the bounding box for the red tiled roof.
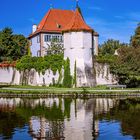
[63,9,93,32]
[0,61,16,67]
[29,9,93,38]
[29,9,75,38]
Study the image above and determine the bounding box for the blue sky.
[0,0,140,44]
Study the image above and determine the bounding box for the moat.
[0,97,140,140]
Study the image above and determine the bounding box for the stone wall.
[0,67,20,85]
[94,62,118,85]
[0,67,60,86]
[0,63,118,86]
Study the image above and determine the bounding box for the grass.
[0,85,140,96]
[1,84,140,90]
[0,84,111,90]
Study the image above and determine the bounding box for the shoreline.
[0,87,140,98]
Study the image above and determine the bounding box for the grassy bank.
[0,85,140,98]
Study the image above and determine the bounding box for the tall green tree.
[99,39,128,55]
[63,58,72,88]
[110,47,140,87]
[131,23,140,48]
[0,27,29,62]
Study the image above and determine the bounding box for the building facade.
[29,9,99,57]
[29,8,99,87]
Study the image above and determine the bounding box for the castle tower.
[63,9,97,87]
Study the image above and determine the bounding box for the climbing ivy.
[16,54,64,75]
[63,58,72,88]
[16,55,74,87]
[73,60,77,87]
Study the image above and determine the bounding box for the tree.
[99,39,128,56]
[131,23,140,48]
[47,38,64,55]
[63,58,72,88]
[110,47,140,87]
[0,27,29,62]
[73,61,77,87]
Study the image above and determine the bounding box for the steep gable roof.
[63,9,93,32]
[29,9,74,38]
[29,9,94,38]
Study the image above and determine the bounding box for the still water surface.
[0,97,140,140]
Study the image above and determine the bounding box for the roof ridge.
[49,8,74,11]
[41,9,52,30]
[62,9,93,32]
[28,8,94,39]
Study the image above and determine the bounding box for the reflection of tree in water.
[0,111,26,139]
[64,98,72,119]
[18,99,65,139]
[0,98,116,140]
[1,98,138,140]
[97,98,140,140]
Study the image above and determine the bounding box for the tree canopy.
[99,39,128,56]
[130,23,140,48]
[97,24,140,87]
[110,47,140,87]
[96,39,128,63]
[0,27,29,62]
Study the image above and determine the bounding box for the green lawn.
[1,84,140,90]
[0,84,140,95]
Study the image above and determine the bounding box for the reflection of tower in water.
[85,98,117,140]
[28,98,65,140]
[0,98,118,140]
[26,98,117,140]
[28,116,65,140]
[29,117,46,140]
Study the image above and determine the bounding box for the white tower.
[63,9,97,87]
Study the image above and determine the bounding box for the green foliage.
[73,61,77,87]
[0,27,29,62]
[110,47,140,87]
[16,55,74,88]
[63,58,72,88]
[131,23,140,48]
[96,54,117,63]
[99,39,128,55]
[47,38,64,55]
[16,54,64,74]
[97,39,128,63]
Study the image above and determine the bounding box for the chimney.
[32,24,37,33]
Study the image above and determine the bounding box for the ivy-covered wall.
[0,55,118,86]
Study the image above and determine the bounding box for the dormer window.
[57,23,61,29]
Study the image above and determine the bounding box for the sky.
[0,0,140,44]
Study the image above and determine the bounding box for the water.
[0,97,140,140]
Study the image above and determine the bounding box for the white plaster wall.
[0,67,60,86]
[64,32,92,74]
[83,32,92,61]
[13,70,20,84]
[94,36,99,56]
[35,70,60,86]
[95,62,118,85]
[0,63,118,86]
[30,35,40,56]
[64,31,95,87]
[0,67,20,85]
